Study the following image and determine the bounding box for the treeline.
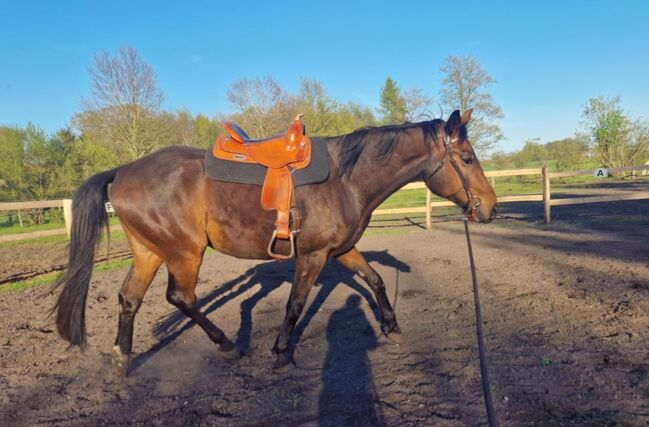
[487,96,649,171]
[1,47,506,202]
[488,137,589,170]
[2,46,648,203]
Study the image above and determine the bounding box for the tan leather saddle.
[213,116,311,260]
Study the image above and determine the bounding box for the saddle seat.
[212,117,312,260]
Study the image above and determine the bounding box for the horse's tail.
[53,167,120,349]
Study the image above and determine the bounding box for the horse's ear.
[461,109,473,126]
[445,110,462,135]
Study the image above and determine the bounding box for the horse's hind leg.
[165,257,241,360]
[113,239,162,377]
[336,246,401,343]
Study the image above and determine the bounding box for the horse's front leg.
[336,246,402,343]
[272,251,327,369]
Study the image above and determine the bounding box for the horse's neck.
[333,136,430,216]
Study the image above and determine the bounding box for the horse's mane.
[334,119,444,178]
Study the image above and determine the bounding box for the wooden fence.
[372,164,649,228]
[1,164,648,242]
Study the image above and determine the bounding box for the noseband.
[428,131,482,220]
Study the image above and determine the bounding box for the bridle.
[427,129,482,221]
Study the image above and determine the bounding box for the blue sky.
[1,0,648,152]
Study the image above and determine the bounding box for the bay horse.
[54,109,497,374]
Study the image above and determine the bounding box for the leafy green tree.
[440,55,504,155]
[377,77,407,124]
[579,96,648,168]
[546,137,588,170]
[195,114,221,147]
[0,126,26,200]
[512,138,547,167]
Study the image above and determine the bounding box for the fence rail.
[373,164,649,227]
[1,164,649,241]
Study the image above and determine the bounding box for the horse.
[54,109,497,375]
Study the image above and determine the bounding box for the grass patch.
[1,256,133,294]
[0,229,127,248]
[0,215,120,236]
[1,272,64,293]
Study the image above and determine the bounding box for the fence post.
[63,199,73,238]
[426,189,432,230]
[542,166,551,223]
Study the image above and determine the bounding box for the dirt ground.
[1,197,649,426]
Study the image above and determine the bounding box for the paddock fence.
[372,164,649,228]
[1,164,649,242]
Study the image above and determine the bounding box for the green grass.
[0,214,120,236]
[0,257,133,294]
[1,272,64,293]
[0,229,126,248]
[0,213,66,235]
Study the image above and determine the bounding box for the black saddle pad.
[205,138,330,186]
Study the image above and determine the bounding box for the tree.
[75,46,166,160]
[293,78,376,136]
[194,114,221,148]
[226,76,293,137]
[579,96,648,168]
[0,126,25,200]
[439,55,504,154]
[512,138,546,167]
[377,77,407,124]
[293,78,340,136]
[403,87,433,122]
[546,137,588,171]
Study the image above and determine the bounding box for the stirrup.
[267,230,296,260]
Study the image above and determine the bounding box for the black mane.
[334,120,443,178]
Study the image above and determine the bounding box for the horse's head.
[423,110,498,223]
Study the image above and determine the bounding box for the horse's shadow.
[129,250,410,373]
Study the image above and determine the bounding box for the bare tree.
[440,55,504,154]
[75,46,166,160]
[403,87,433,122]
[226,76,293,137]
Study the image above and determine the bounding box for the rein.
[463,218,498,427]
[432,129,498,426]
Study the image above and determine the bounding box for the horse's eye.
[461,155,474,165]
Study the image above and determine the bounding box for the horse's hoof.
[220,347,242,362]
[111,345,129,379]
[385,330,403,345]
[272,353,292,370]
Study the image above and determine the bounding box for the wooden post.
[425,189,432,230]
[490,176,496,190]
[63,199,73,238]
[542,166,551,223]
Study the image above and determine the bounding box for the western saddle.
[213,116,312,260]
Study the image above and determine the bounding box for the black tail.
[53,168,119,349]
